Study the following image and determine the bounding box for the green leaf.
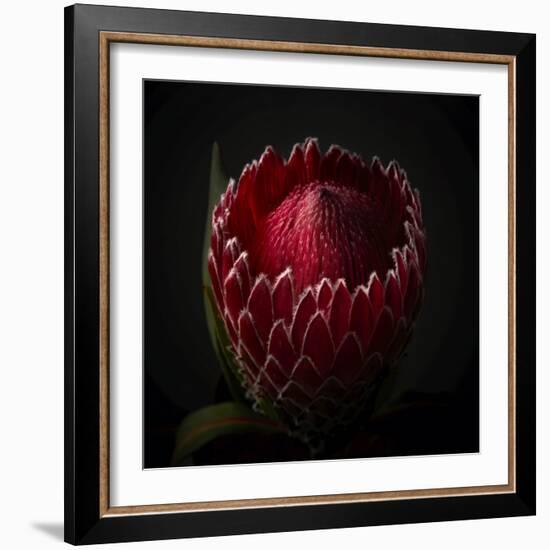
[202,142,228,284]
[171,402,285,466]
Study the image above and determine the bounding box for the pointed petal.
[302,312,334,377]
[394,248,408,296]
[232,162,258,241]
[263,355,289,393]
[221,238,239,282]
[349,287,374,354]
[290,356,323,397]
[304,138,321,182]
[370,157,389,204]
[404,243,415,264]
[222,311,238,349]
[210,221,223,262]
[277,397,303,419]
[385,270,403,320]
[387,175,406,232]
[414,228,427,271]
[256,370,279,401]
[280,381,312,409]
[272,269,294,326]
[285,143,307,190]
[247,276,273,344]
[236,162,256,198]
[320,145,343,182]
[368,306,394,355]
[233,252,251,302]
[335,151,357,187]
[316,278,333,315]
[367,272,385,320]
[357,160,372,192]
[329,280,352,347]
[238,311,266,369]
[207,250,224,312]
[291,289,317,350]
[254,146,286,219]
[404,221,416,251]
[387,160,400,183]
[221,179,235,211]
[224,268,244,324]
[332,332,363,386]
[238,347,260,381]
[403,178,416,210]
[213,199,223,223]
[318,377,347,400]
[267,320,297,374]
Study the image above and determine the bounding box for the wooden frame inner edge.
[98,31,517,517]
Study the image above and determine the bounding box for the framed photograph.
[64,4,536,545]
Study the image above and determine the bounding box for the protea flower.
[207,139,426,439]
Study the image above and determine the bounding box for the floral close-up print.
[207,139,427,445]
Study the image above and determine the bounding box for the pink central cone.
[252,182,397,295]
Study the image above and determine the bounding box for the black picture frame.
[65,3,536,545]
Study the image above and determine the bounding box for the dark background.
[143,80,479,468]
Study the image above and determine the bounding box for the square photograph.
[143,80,479,468]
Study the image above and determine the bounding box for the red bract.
[208,139,426,437]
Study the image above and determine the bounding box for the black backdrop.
[143,80,479,468]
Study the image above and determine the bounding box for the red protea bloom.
[208,139,426,437]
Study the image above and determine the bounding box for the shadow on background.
[31,522,64,542]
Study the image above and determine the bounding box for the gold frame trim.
[98,32,517,517]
